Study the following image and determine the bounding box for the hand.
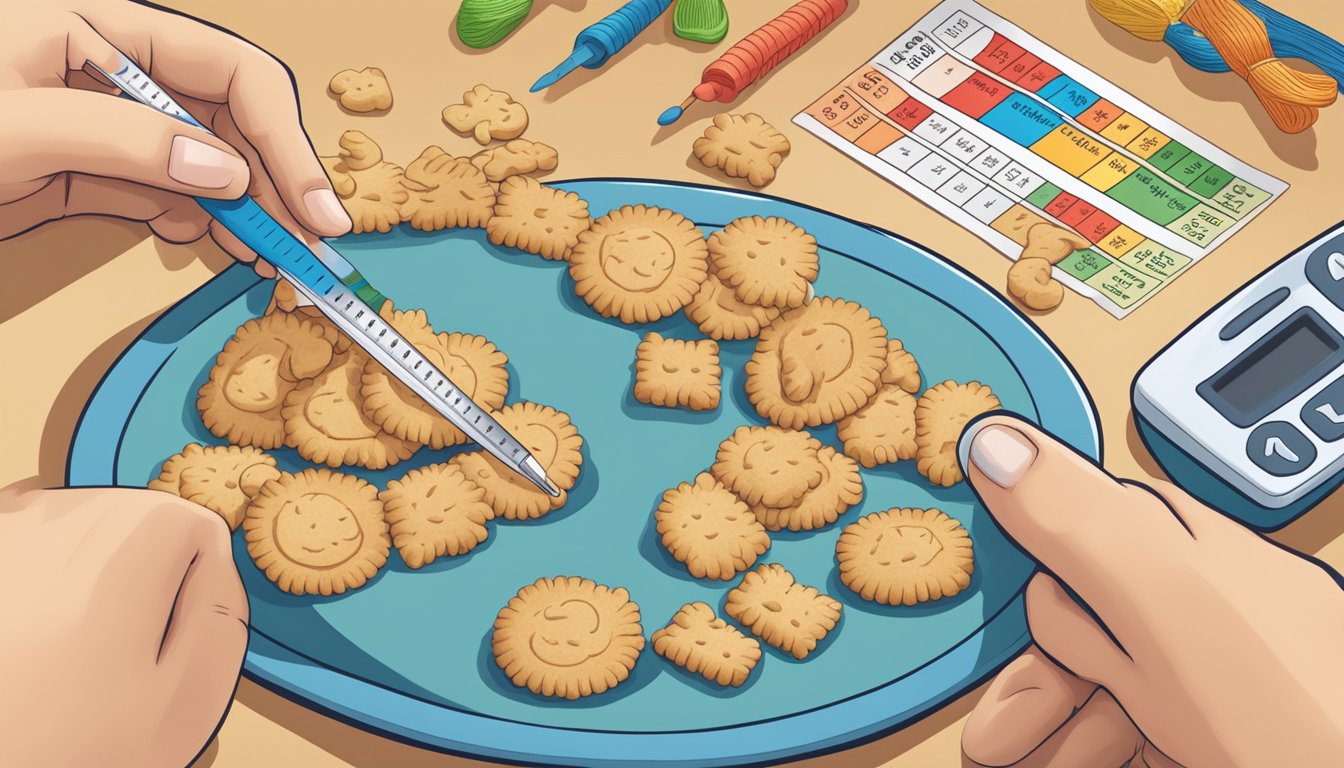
[0,0,351,275]
[0,481,248,767]
[958,415,1344,768]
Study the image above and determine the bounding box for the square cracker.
[633,332,721,411]
[486,176,591,260]
[652,602,761,686]
[725,563,841,660]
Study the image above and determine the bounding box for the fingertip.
[253,260,277,279]
[300,187,353,237]
[959,415,1039,490]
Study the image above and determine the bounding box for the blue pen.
[86,51,560,496]
[531,0,674,92]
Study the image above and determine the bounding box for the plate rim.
[67,177,1100,767]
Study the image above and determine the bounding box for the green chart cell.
[1026,182,1062,210]
[1105,167,1199,226]
[1056,248,1111,281]
[1118,243,1191,279]
[1189,164,1234,198]
[1169,151,1212,188]
[1148,140,1191,172]
[1213,177,1270,219]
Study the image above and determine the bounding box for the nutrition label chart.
[794,0,1287,317]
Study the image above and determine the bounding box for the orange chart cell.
[804,83,863,128]
[847,69,909,114]
[831,106,880,142]
[855,121,902,154]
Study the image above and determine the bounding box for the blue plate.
[68,179,1098,767]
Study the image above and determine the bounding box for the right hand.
[0,1,351,274]
[0,481,249,768]
[958,416,1344,768]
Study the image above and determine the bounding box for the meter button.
[1305,243,1344,311]
[1302,377,1344,442]
[1219,287,1290,340]
[1247,421,1317,476]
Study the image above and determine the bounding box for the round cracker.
[492,575,645,700]
[683,268,783,340]
[451,401,583,520]
[360,308,509,449]
[569,205,709,324]
[835,507,975,605]
[708,216,818,309]
[914,380,1002,487]
[197,313,339,449]
[749,446,863,532]
[148,443,280,531]
[836,384,918,469]
[380,462,494,569]
[744,297,889,429]
[710,425,824,508]
[282,350,419,470]
[243,468,390,596]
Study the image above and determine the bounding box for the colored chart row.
[803,69,1192,309]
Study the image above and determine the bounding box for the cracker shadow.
[554,269,706,336]
[655,651,763,697]
[475,628,663,708]
[825,567,975,619]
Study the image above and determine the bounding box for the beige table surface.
[3,0,1343,765]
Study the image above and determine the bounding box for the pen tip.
[657,106,682,125]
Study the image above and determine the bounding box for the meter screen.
[1200,308,1344,427]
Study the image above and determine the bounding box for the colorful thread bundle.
[1090,0,1338,133]
[1164,0,1344,83]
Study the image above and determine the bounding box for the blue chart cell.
[1042,76,1099,116]
[978,92,1062,146]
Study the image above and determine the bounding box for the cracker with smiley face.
[198,313,341,450]
[655,473,770,580]
[281,350,419,470]
[835,508,974,606]
[243,468,390,596]
[652,602,761,687]
[360,307,509,449]
[692,113,791,188]
[724,564,841,660]
[399,146,496,231]
[569,204,710,325]
[149,443,281,531]
[633,332,722,411]
[914,380,1001,487]
[684,267,783,340]
[452,402,583,520]
[748,446,863,532]
[745,297,889,429]
[380,462,495,569]
[492,575,645,699]
[443,84,529,145]
[708,216,819,310]
[710,425,825,508]
[836,384,918,469]
[329,67,393,113]
[486,176,591,261]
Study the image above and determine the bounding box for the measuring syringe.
[88,52,559,497]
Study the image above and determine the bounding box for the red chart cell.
[972,33,1028,74]
[1002,53,1041,84]
[1077,210,1122,242]
[888,98,934,131]
[1019,61,1063,92]
[1058,199,1097,228]
[1044,192,1078,218]
[940,72,1012,118]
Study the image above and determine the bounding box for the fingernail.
[168,136,245,190]
[303,188,352,234]
[961,424,1037,488]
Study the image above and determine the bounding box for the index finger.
[75,2,350,237]
[955,414,1197,615]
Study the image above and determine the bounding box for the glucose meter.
[1135,220,1344,514]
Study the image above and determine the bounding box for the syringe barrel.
[576,0,674,68]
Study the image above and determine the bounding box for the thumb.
[1,87,250,200]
